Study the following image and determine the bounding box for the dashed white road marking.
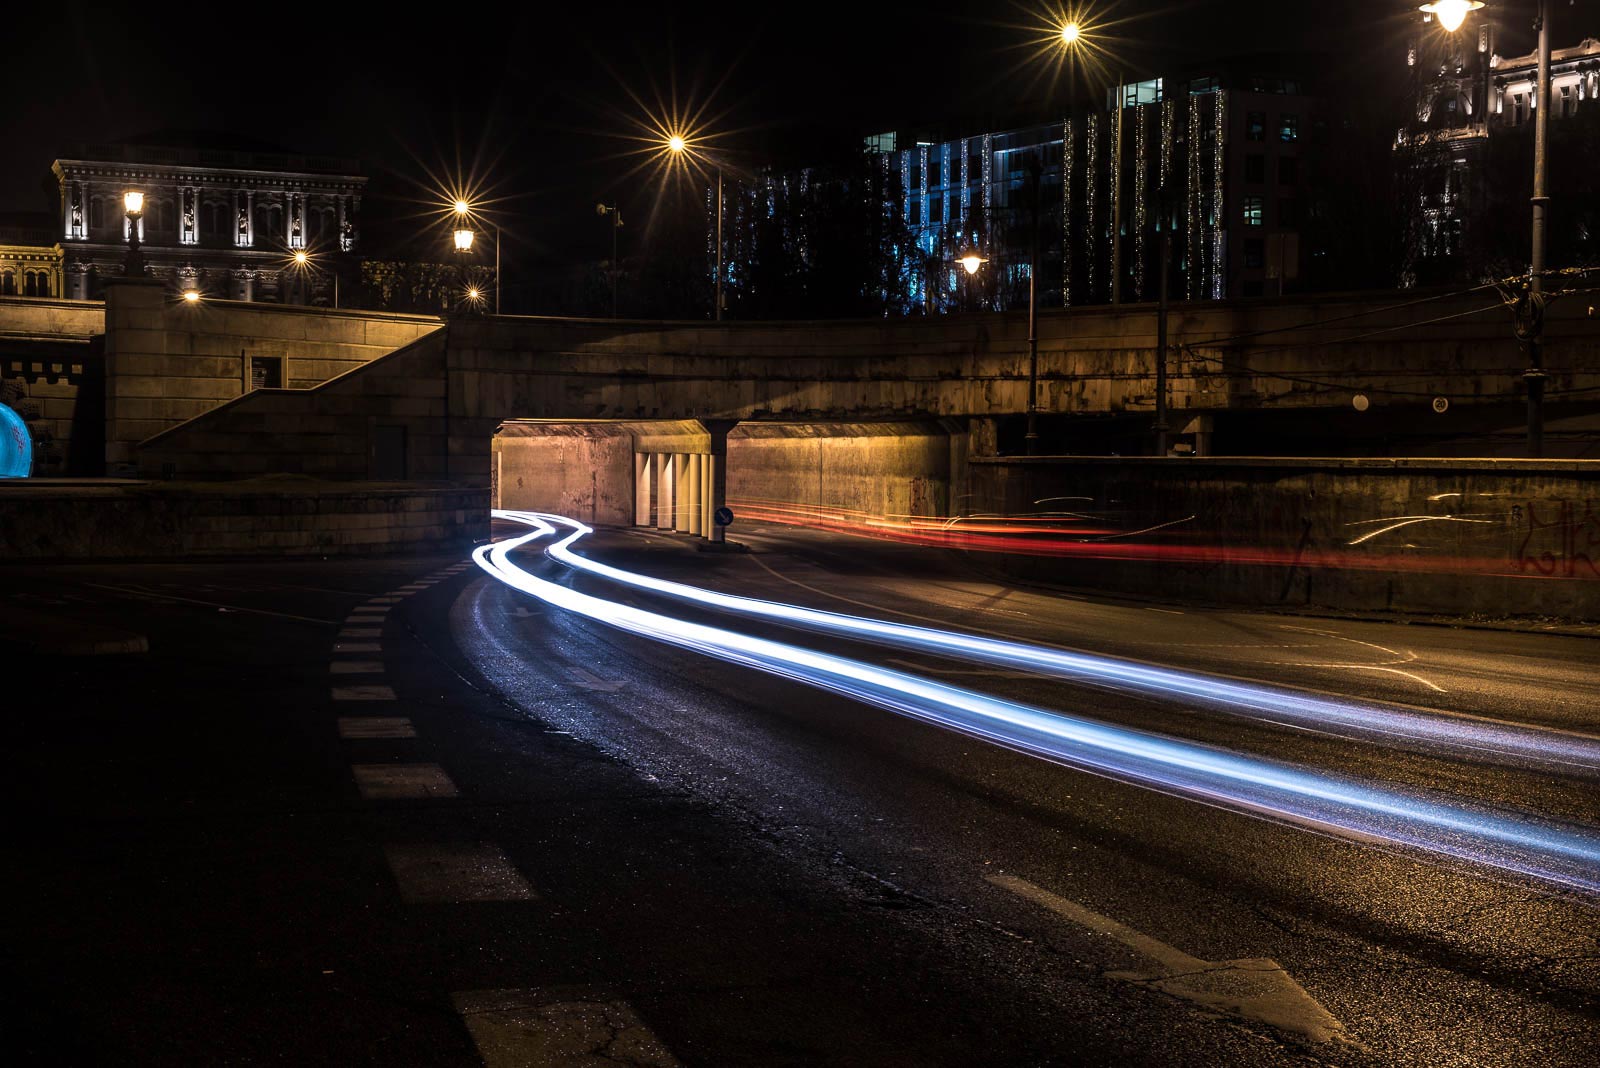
[368,596,401,604]
[452,989,683,1068]
[989,874,1346,1044]
[336,627,382,639]
[352,762,457,800]
[385,843,536,904]
[565,665,626,693]
[330,661,385,675]
[349,606,390,617]
[332,684,397,700]
[338,717,416,739]
[334,642,381,654]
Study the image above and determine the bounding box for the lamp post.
[1422,0,1546,455]
[122,190,146,278]
[597,202,623,318]
[452,224,477,316]
[453,200,500,314]
[666,135,723,321]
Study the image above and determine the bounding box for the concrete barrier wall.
[0,296,104,338]
[0,480,487,560]
[495,424,636,525]
[968,456,1600,620]
[727,422,954,520]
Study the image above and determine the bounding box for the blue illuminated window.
[1242,195,1265,226]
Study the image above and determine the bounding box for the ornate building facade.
[1402,19,1599,278]
[0,213,63,298]
[49,141,366,303]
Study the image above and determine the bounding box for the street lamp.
[452,200,501,314]
[1429,0,1549,456]
[123,189,146,277]
[958,253,987,275]
[1059,20,1081,46]
[597,202,623,318]
[1419,1,1484,33]
[452,225,477,316]
[666,134,724,321]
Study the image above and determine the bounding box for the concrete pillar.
[653,452,671,529]
[704,420,736,544]
[102,276,170,475]
[634,452,652,526]
[700,452,713,537]
[687,454,704,536]
[673,453,690,531]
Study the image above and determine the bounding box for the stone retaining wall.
[0,480,487,560]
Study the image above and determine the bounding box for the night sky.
[8,1,1574,284]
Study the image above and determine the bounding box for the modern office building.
[867,62,1317,312]
[43,138,366,303]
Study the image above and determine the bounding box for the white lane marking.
[368,597,401,604]
[452,990,683,1068]
[332,684,397,700]
[352,763,457,800]
[337,628,382,639]
[334,642,381,654]
[338,717,416,739]
[350,606,390,616]
[565,665,626,693]
[330,661,385,675]
[82,583,337,625]
[1145,607,1185,615]
[989,874,1346,1044]
[384,843,535,904]
[884,657,1045,681]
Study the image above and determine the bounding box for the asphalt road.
[4,521,1597,1066]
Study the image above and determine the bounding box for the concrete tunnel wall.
[492,420,957,531]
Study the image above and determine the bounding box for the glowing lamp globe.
[123,190,145,215]
[454,199,471,215]
[958,254,986,276]
[467,287,481,301]
[667,135,686,153]
[1420,1,1483,33]
[453,228,475,252]
[1060,21,1081,46]
[182,290,200,303]
[293,250,309,265]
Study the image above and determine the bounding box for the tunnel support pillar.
[634,452,653,527]
[673,453,691,532]
[653,453,672,530]
[687,454,704,536]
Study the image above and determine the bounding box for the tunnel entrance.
[492,418,959,543]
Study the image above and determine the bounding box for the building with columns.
[1401,19,1599,278]
[0,212,63,298]
[49,139,365,304]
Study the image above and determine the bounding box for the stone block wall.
[0,481,487,560]
[102,281,439,471]
[138,328,449,480]
[968,456,1600,620]
[0,297,105,474]
[726,422,955,522]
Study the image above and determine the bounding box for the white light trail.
[474,514,1600,896]
[502,510,1600,777]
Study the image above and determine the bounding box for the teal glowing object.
[0,405,31,478]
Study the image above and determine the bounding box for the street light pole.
[1025,163,1041,455]
[1526,0,1551,456]
[122,190,146,278]
[715,167,724,322]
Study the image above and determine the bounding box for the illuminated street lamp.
[666,134,724,321]
[181,289,200,303]
[1059,20,1081,45]
[123,189,146,277]
[1430,1,1550,455]
[958,253,987,276]
[1419,1,1484,33]
[453,199,501,313]
[293,250,308,266]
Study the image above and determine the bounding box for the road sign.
[713,506,734,527]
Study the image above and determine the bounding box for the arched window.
[35,273,51,297]
[1,271,15,295]
[24,272,38,297]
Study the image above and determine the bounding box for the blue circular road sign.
[713,506,734,527]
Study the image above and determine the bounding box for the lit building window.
[1242,195,1265,226]
[1279,114,1300,142]
[1247,112,1266,141]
